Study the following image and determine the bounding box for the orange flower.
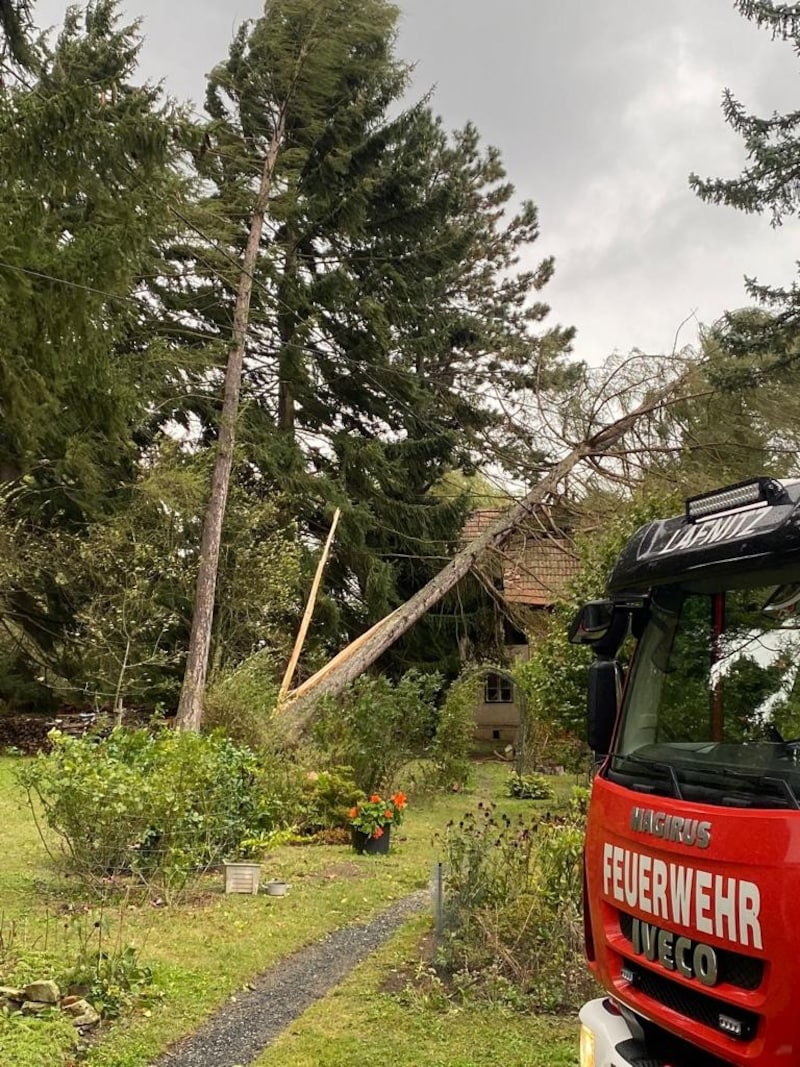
[370,794,382,804]
[372,826,384,838]
[384,810,393,820]
[348,806,359,819]
[391,791,407,809]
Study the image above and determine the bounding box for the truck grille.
[623,962,759,1041]
[618,912,763,990]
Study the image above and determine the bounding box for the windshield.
[611,583,800,808]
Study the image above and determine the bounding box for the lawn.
[253,915,579,1067]
[0,755,582,1067]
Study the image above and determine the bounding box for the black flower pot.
[351,825,391,855]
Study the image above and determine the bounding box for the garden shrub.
[429,673,481,790]
[506,772,554,800]
[435,787,596,1013]
[296,767,363,835]
[18,727,290,892]
[311,670,442,793]
[203,649,281,751]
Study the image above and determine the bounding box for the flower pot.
[351,825,391,855]
[265,880,290,897]
[223,860,261,895]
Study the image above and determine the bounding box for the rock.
[62,997,94,1018]
[0,986,24,1004]
[70,1003,101,1029]
[23,980,60,1004]
[21,1000,51,1015]
[65,982,91,999]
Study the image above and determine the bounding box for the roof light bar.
[686,477,786,523]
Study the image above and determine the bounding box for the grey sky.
[33,0,799,364]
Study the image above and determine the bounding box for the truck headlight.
[579,1024,596,1067]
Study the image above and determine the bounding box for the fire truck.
[571,477,800,1067]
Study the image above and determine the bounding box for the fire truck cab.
[573,477,800,1067]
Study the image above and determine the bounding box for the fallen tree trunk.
[275,375,692,739]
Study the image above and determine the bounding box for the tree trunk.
[277,240,298,435]
[276,374,693,739]
[176,116,286,732]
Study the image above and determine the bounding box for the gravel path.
[155,890,428,1067]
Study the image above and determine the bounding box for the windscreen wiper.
[686,762,800,810]
[611,752,683,800]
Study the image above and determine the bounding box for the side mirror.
[587,660,620,755]
[569,600,614,646]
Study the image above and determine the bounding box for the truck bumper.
[579,998,646,1067]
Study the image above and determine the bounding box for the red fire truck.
[572,477,800,1067]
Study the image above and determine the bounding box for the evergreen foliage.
[0,1,191,704]
[153,0,574,681]
[0,0,573,714]
[0,0,34,69]
[690,1,800,356]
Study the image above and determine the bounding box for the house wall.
[472,645,529,743]
[472,699,520,743]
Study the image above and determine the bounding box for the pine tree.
[690,1,800,350]
[160,0,574,712]
[0,0,189,700]
[0,0,34,69]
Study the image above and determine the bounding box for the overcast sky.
[33,0,799,365]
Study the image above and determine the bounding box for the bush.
[506,772,554,800]
[435,787,596,1013]
[311,670,442,793]
[204,649,281,751]
[18,727,290,893]
[429,673,480,790]
[296,767,362,835]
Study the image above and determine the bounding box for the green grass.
[0,755,583,1067]
[253,916,579,1067]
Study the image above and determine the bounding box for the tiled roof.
[463,508,578,606]
[461,508,507,543]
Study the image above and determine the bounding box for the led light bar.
[686,478,785,523]
[718,1013,743,1038]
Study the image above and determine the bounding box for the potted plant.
[223,829,295,894]
[348,791,407,855]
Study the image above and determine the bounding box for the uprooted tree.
[275,362,702,740]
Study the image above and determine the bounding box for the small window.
[485,673,513,703]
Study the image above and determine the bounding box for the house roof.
[463,508,578,607]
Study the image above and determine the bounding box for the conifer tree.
[690,1,800,352]
[0,0,189,698]
[174,0,415,729]
[162,0,574,717]
[0,0,34,69]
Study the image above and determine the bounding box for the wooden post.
[278,508,341,703]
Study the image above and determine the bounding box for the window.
[485,673,513,703]
[611,582,800,807]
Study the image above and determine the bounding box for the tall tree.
[690,1,800,355]
[0,0,34,69]
[164,0,574,718]
[0,0,189,700]
[175,0,413,729]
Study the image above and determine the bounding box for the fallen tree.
[275,369,698,739]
